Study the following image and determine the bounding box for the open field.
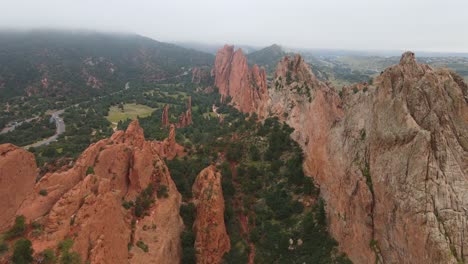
[106,103,156,124]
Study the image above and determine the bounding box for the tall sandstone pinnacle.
[192,165,231,264]
[162,97,193,128]
[0,120,184,264]
[213,45,268,116]
[177,96,193,128]
[162,104,170,127]
[215,49,468,263]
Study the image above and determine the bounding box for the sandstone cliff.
[0,120,184,264]
[162,104,170,127]
[0,144,37,230]
[213,45,268,115]
[192,165,230,264]
[217,49,468,263]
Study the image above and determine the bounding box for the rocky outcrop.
[229,51,468,263]
[162,105,170,127]
[309,52,468,264]
[214,45,235,98]
[0,120,185,264]
[131,155,184,264]
[0,144,37,230]
[213,45,268,115]
[192,165,230,264]
[177,96,193,128]
[268,56,372,261]
[153,124,185,160]
[365,52,467,263]
[162,97,192,129]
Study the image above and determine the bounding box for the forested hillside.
[0,30,214,99]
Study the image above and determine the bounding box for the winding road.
[0,117,39,135]
[8,74,183,149]
[25,109,65,149]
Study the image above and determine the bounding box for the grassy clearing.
[106,103,155,124]
[202,112,219,118]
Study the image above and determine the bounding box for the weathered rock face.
[239,51,467,263]
[162,104,170,127]
[214,45,235,98]
[213,45,268,115]
[131,155,184,264]
[0,120,185,264]
[192,165,230,264]
[366,52,468,263]
[0,144,37,230]
[268,56,375,262]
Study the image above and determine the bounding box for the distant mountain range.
[1,30,467,100]
[0,30,214,99]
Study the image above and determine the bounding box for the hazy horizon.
[2,0,468,53]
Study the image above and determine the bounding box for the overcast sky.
[2,0,468,52]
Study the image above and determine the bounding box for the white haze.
[1,0,468,53]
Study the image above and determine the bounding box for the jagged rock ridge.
[213,45,269,115]
[213,48,468,263]
[0,121,185,264]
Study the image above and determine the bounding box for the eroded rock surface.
[213,45,268,115]
[225,50,468,264]
[0,144,37,230]
[192,165,230,264]
[0,120,185,264]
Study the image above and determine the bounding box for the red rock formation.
[0,120,184,263]
[269,55,374,263]
[192,165,230,264]
[264,52,468,263]
[177,96,193,128]
[153,124,185,160]
[365,52,467,263]
[0,144,37,230]
[214,45,234,99]
[162,104,170,127]
[213,45,268,115]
